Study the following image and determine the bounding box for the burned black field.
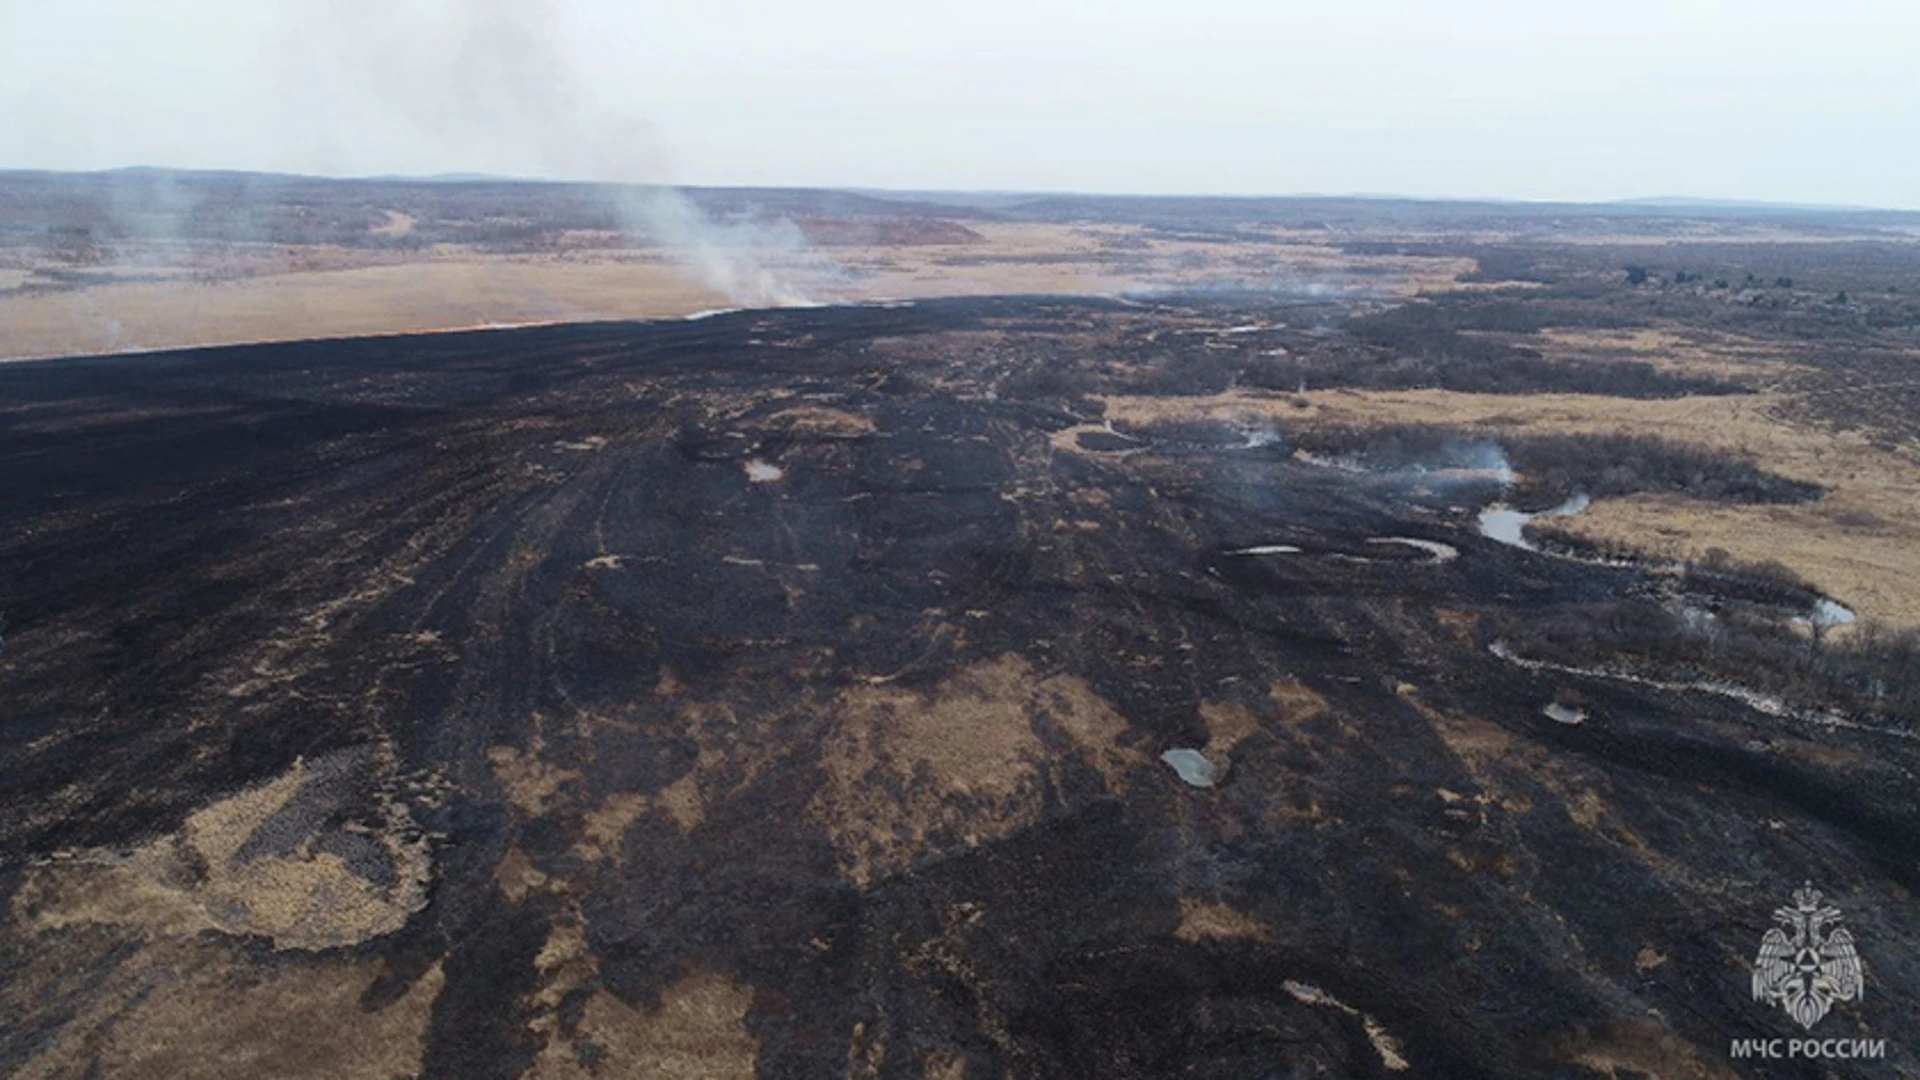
[3,296,1918,1078]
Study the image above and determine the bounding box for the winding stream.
[1488,640,1913,741]
[1477,492,1856,626]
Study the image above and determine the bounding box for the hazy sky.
[3,0,1918,206]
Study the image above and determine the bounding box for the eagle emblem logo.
[1751,883,1864,1029]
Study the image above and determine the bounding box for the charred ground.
[2,294,1917,1079]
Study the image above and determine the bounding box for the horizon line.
[4,164,1918,217]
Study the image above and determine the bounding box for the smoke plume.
[290,0,827,307]
[615,187,829,308]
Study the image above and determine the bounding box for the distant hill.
[3,168,1917,253]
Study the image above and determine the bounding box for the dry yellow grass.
[1528,324,1802,383]
[1556,1019,1739,1080]
[13,750,432,951]
[0,257,730,361]
[528,971,759,1080]
[10,942,445,1080]
[1174,898,1275,943]
[1197,699,1262,757]
[810,654,1137,885]
[844,222,1470,300]
[489,737,584,818]
[0,222,1476,361]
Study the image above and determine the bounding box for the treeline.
[1524,522,1642,562]
[1680,551,1826,612]
[1104,417,1292,450]
[1290,424,1823,507]
[1496,598,1920,732]
[1235,342,1737,398]
[1288,424,1505,473]
[1327,299,1743,397]
[1524,528,1828,615]
[1099,334,1741,400]
[1350,295,1630,338]
[1505,432,1823,506]
[1106,292,1747,399]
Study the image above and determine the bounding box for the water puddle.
[1160,748,1224,788]
[1541,702,1587,725]
[1810,598,1857,627]
[1477,493,1590,552]
[1367,537,1459,563]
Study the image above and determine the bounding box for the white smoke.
[615,187,828,308]
[287,0,829,308]
[1296,438,1516,487]
[1434,441,1517,487]
[1230,418,1283,449]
